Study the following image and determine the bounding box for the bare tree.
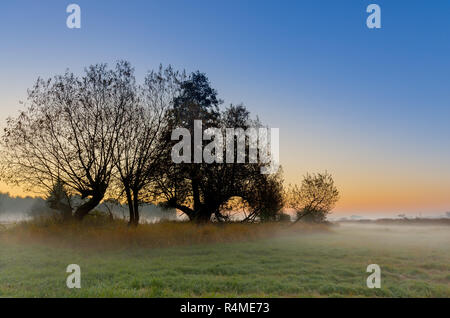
[289,172,339,223]
[1,61,133,220]
[112,66,182,226]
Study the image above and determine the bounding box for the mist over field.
[330,223,450,251]
[0,192,176,224]
[1,220,449,297]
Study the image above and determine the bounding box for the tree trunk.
[174,204,194,220]
[132,190,140,226]
[192,177,201,213]
[191,206,214,223]
[74,195,103,220]
[125,189,135,226]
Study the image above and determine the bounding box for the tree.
[112,65,182,226]
[0,63,284,225]
[241,167,285,222]
[289,172,339,223]
[1,62,132,220]
[153,73,283,223]
[46,178,73,220]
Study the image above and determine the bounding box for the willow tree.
[0,61,133,220]
[288,172,340,223]
[152,73,284,223]
[112,66,183,225]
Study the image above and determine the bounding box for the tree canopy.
[288,172,340,223]
[1,61,285,224]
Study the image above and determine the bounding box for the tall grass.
[0,215,331,250]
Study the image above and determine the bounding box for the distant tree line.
[0,61,339,225]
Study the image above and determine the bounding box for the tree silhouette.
[152,73,284,223]
[0,63,284,224]
[289,172,339,223]
[1,62,132,220]
[112,65,182,225]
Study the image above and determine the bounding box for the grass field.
[0,222,449,297]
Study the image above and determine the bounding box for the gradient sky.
[1,0,449,216]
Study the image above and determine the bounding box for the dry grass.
[0,216,331,250]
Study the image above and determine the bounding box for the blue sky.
[1,1,450,215]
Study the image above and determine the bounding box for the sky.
[0,0,449,217]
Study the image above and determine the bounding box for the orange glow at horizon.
[2,170,450,216]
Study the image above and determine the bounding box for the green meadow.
[0,223,449,297]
